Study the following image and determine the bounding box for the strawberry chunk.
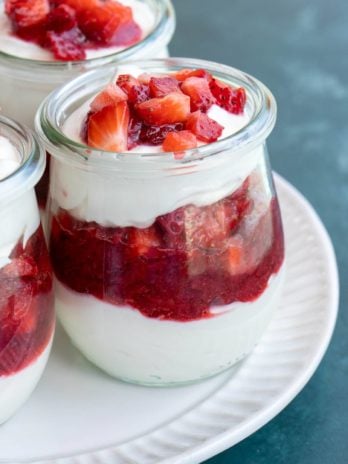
[174,68,213,82]
[162,131,197,153]
[45,28,86,60]
[181,77,215,112]
[186,111,224,143]
[90,84,127,112]
[149,76,180,98]
[5,0,49,28]
[46,4,77,33]
[210,79,246,114]
[56,0,98,13]
[136,93,190,126]
[128,117,142,149]
[140,123,184,145]
[87,102,130,152]
[78,2,141,46]
[116,75,149,105]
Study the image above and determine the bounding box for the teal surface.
[171,1,346,463]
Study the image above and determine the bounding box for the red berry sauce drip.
[49,179,284,322]
[0,226,54,376]
[4,0,142,61]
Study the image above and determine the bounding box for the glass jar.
[0,0,175,128]
[0,116,55,423]
[36,58,285,386]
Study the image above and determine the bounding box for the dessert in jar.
[0,0,175,128]
[0,116,55,423]
[36,58,285,386]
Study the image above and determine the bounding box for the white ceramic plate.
[0,174,339,464]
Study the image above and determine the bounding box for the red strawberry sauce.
[0,227,54,376]
[49,180,284,322]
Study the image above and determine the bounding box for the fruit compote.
[36,59,285,385]
[0,116,54,424]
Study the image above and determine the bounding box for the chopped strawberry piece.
[149,76,180,98]
[87,102,130,152]
[55,0,98,13]
[5,0,49,28]
[174,68,213,82]
[90,83,127,112]
[181,77,215,112]
[186,111,223,143]
[210,79,246,114]
[45,28,86,60]
[128,84,150,105]
[78,2,141,46]
[128,117,142,149]
[162,130,197,153]
[116,74,139,94]
[136,93,190,126]
[140,122,184,145]
[46,4,77,32]
[116,75,149,105]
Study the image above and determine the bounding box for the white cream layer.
[0,0,155,61]
[0,135,21,180]
[56,265,284,384]
[53,68,254,228]
[0,336,53,425]
[0,191,40,269]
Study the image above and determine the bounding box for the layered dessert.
[0,120,54,423]
[37,61,285,385]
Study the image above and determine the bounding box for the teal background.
[170,1,346,463]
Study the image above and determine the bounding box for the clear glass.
[0,0,175,128]
[36,58,285,386]
[0,116,55,423]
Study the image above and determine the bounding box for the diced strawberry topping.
[129,227,160,256]
[136,93,191,126]
[174,68,213,82]
[210,79,246,114]
[78,2,141,46]
[116,74,139,93]
[5,0,142,61]
[149,77,180,98]
[181,77,216,112]
[162,130,197,153]
[186,111,223,143]
[5,0,49,28]
[45,28,86,60]
[87,101,130,152]
[90,83,127,112]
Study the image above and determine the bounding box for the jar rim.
[35,57,277,171]
[0,115,45,202]
[0,0,175,72]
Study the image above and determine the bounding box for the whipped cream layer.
[53,68,257,228]
[0,0,155,61]
[56,265,284,384]
[0,135,21,180]
[0,336,52,425]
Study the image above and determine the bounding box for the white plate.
[0,174,339,464]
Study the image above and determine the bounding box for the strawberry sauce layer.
[4,0,142,61]
[49,180,284,322]
[0,227,54,376]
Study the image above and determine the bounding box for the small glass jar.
[36,58,285,386]
[0,116,55,423]
[0,0,175,128]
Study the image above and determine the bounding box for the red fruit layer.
[0,226,54,376]
[49,180,284,322]
[4,0,142,61]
